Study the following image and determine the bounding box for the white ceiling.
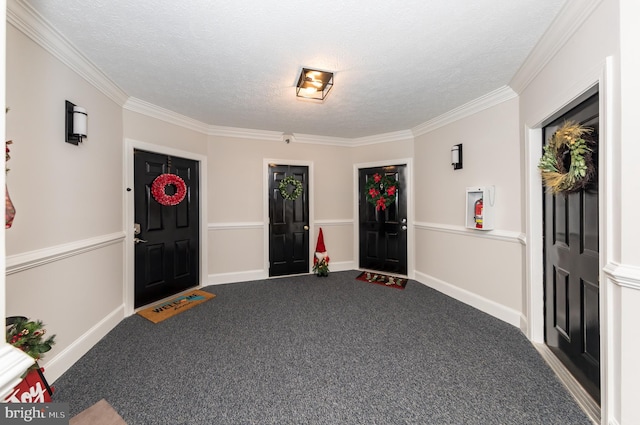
[24,0,567,139]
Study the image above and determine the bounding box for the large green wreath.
[365,173,398,211]
[538,121,595,194]
[279,176,303,201]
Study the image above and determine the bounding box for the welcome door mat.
[70,399,127,425]
[356,271,408,290]
[137,290,216,323]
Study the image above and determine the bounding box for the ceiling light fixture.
[296,68,333,101]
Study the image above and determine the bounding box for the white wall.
[5,2,640,423]
[516,0,640,423]
[4,23,125,382]
[412,97,524,326]
[206,135,355,281]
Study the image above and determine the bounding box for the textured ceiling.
[24,0,567,139]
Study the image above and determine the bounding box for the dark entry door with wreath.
[269,164,309,276]
[542,92,600,402]
[358,165,407,275]
[133,149,200,308]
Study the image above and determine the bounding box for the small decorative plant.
[6,316,56,370]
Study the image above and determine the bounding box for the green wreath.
[279,176,303,201]
[538,121,595,194]
[365,173,398,211]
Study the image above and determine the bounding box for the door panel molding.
[353,159,414,279]
[124,138,208,316]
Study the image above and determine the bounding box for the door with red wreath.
[133,149,200,308]
[359,165,408,275]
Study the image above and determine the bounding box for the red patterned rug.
[356,271,408,290]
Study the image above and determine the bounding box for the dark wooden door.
[543,93,600,402]
[359,165,407,275]
[269,165,309,276]
[134,149,200,308]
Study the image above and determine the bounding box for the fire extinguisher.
[474,198,483,229]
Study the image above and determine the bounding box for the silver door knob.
[133,237,148,244]
[401,225,407,231]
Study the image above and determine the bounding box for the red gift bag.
[5,367,53,403]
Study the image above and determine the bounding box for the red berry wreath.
[151,173,187,206]
[365,173,397,211]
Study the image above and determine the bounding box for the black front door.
[134,149,200,308]
[269,165,309,276]
[543,93,600,402]
[359,165,407,275]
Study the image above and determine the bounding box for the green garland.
[365,173,398,211]
[279,176,303,201]
[6,316,56,371]
[538,121,595,194]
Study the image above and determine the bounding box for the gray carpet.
[52,271,592,424]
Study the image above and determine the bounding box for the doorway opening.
[357,164,408,275]
[267,163,310,277]
[542,92,600,404]
[124,140,208,316]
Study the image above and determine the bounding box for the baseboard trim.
[207,262,356,285]
[327,261,356,272]
[534,343,600,425]
[5,232,126,275]
[45,305,125,384]
[414,271,521,327]
[208,269,268,285]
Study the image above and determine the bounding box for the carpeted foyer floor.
[52,271,593,424]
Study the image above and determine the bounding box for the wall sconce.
[296,68,334,101]
[65,100,87,145]
[451,143,463,170]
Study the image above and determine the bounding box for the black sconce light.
[65,100,87,145]
[296,68,334,101]
[451,143,463,170]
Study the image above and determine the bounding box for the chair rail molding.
[414,221,525,245]
[603,262,640,291]
[5,232,126,275]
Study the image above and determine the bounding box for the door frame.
[263,159,314,275]
[124,139,208,316]
[353,159,414,279]
[524,58,613,419]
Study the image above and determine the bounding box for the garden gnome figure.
[313,228,330,276]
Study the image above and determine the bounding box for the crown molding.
[207,125,284,142]
[124,97,284,142]
[411,86,517,137]
[123,97,210,135]
[293,129,414,147]
[509,0,604,94]
[7,0,129,106]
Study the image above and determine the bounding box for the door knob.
[134,237,148,244]
[303,225,309,230]
[401,225,407,231]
